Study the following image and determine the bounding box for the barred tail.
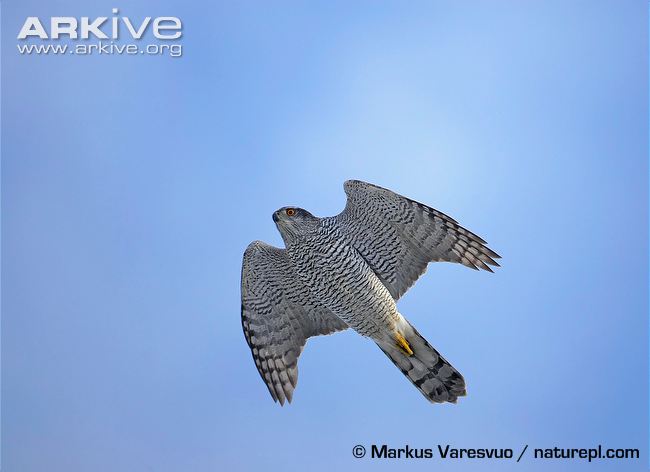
[377,320,466,403]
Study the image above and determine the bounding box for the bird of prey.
[241,180,500,405]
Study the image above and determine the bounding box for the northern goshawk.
[241,180,500,405]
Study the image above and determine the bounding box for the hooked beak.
[272,212,279,223]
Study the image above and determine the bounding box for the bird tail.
[377,319,466,403]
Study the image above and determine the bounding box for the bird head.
[273,207,319,245]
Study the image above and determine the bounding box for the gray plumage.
[241,180,500,405]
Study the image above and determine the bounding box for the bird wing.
[334,180,501,300]
[241,241,348,405]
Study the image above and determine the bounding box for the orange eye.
[286,208,296,217]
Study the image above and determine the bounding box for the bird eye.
[286,208,296,217]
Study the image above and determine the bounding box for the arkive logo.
[16,8,183,57]
[18,8,181,40]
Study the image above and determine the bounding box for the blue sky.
[2,1,648,471]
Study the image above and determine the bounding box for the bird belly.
[290,238,398,338]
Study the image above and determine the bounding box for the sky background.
[2,1,648,471]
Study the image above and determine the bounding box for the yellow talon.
[395,333,414,356]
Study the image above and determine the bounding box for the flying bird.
[240,180,500,405]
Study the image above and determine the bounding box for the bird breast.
[287,231,398,337]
